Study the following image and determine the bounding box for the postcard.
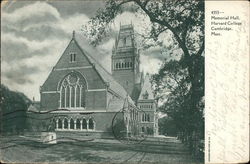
[1,0,249,163]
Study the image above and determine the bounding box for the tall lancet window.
[59,72,87,109]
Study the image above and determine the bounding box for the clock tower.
[111,24,141,100]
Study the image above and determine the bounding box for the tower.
[137,73,158,136]
[112,24,141,100]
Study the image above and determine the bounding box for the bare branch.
[133,0,191,57]
[116,0,134,8]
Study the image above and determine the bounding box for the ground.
[0,135,202,163]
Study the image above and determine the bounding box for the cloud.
[109,11,151,38]
[57,13,89,34]
[140,55,162,74]
[1,61,50,101]
[2,1,60,24]
[1,1,90,100]
[48,1,104,17]
[1,40,49,62]
[1,1,164,100]
[2,62,40,85]
[1,33,63,53]
[143,46,165,60]
[2,2,90,40]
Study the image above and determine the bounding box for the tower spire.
[72,30,75,38]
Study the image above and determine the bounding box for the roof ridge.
[73,35,135,105]
[81,48,113,77]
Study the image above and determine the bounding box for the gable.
[41,38,107,92]
[54,39,92,69]
[74,34,135,105]
[40,32,136,110]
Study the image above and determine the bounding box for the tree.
[82,0,204,151]
[158,116,178,136]
[0,85,31,134]
[152,59,204,142]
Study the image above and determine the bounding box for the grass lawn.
[0,135,202,163]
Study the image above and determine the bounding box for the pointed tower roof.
[72,32,137,108]
[114,24,136,54]
[138,73,154,100]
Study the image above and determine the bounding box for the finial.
[72,30,75,38]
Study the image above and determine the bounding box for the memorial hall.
[29,24,158,137]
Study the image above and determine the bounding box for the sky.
[1,0,170,100]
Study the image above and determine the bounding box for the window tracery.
[59,72,86,108]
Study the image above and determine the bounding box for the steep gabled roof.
[138,73,154,100]
[73,32,135,105]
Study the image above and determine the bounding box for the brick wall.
[26,111,124,134]
[113,69,135,96]
[40,39,107,110]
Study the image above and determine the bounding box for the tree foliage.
[82,0,205,150]
[158,116,178,136]
[0,84,31,134]
[152,58,204,138]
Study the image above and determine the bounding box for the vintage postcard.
[0,0,249,163]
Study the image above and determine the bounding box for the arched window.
[51,119,56,130]
[61,88,65,107]
[130,62,132,68]
[60,72,87,109]
[82,119,87,129]
[66,86,70,107]
[64,118,68,129]
[131,110,134,120]
[123,37,126,45]
[146,127,150,134]
[142,127,145,132]
[75,85,80,107]
[76,119,81,129]
[89,118,94,130]
[142,113,144,122]
[133,110,135,120]
[116,63,118,69]
[125,62,127,68]
[70,118,74,129]
[147,114,150,122]
[122,63,124,68]
[58,119,62,129]
[118,63,121,68]
[70,53,76,62]
[71,86,75,107]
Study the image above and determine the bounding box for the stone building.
[28,24,158,137]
